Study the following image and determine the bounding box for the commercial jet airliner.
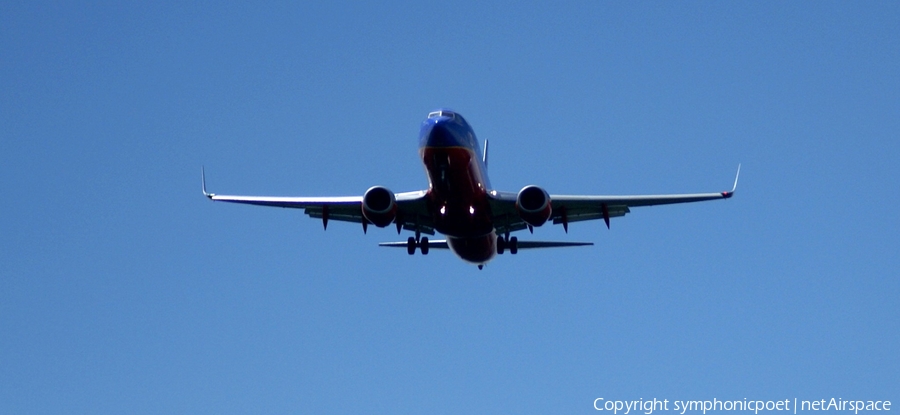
[203,109,739,269]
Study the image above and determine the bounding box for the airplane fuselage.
[418,110,497,264]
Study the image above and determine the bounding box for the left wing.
[201,168,434,234]
[488,165,740,234]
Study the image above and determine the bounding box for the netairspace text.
[593,398,892,415]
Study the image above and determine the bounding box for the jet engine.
[516,185,552,227]
[362,186,397,227]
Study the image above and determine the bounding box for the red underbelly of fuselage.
[421,146,497,264]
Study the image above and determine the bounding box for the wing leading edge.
[201,168,434,234]
[488,165,740,234]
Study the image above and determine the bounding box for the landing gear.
[496,235,518,255]
[407,235,429,255]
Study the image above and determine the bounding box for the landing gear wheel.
[497,236,506,254]
[407,236,416,255]
[420,237,429,255]
[509,236,518,255]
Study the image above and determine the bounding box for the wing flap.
[551,206,629,225]
[305,206,365,223]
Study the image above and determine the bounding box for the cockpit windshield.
[427,109,456,119]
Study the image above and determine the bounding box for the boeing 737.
[202,109,739,269]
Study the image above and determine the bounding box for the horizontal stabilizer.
[516,241,593,249]
[378,240,592,249]
[379,240,449,249]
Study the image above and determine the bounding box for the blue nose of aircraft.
[423,119,460,147]
[419,110,471,149]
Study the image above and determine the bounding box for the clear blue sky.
[2,2,897,414]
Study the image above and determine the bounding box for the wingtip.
[722,163,740,198]
[201,166,214,198]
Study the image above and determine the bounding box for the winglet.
[483,139,489,168]
[201,166,214,199]
[722,163,741,198]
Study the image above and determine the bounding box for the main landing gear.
[496,234,518,255]
[406,236,429,255]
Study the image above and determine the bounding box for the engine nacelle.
[362,186,397,228]
[516,185,552,227]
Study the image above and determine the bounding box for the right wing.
[201,168,435,235]
[488,165,740,234]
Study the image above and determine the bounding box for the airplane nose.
[424,119,460,147]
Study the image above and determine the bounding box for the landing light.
[469,206,475,215]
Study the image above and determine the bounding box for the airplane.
[202,109,739,269]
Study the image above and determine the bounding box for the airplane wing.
[488,165,740,234]
[201,168,435,235]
